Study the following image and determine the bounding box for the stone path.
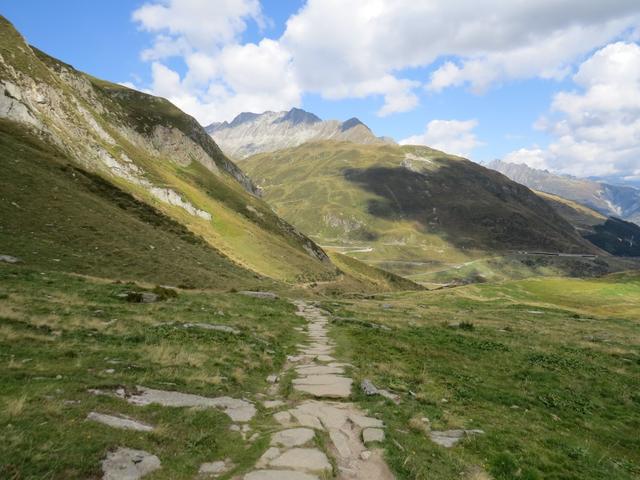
[243,301,395,480]
[94,300,395,479]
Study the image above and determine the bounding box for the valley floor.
[1,264,639,479]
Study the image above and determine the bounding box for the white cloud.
[130,0,640,124]
[133,0,263,54]
[504,42,640,177]
[400,119,482,158]
[503,148,550,170]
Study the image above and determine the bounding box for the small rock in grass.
[266,374,279,384]
[87,412,154,432]
[101,447,161,480]
[239,291,278,300]
[199,460,230,476]
[429,429,484,448]
[0,255,20,264]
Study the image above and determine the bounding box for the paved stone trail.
[243,301,395,480]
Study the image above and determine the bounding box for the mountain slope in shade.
[206,107,394,159]
[537,191,640,257]
[242,141,608,282]
[0,16,345,286]
[487,159,640,224]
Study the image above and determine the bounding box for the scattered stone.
[198,460,229,476]
[256,447,281,468]
[229,424,241,432]
[269,448,332,473]
[273,411,293,425]
[101,447,161,480]
[239,291,278,300]
[0,255,20,264]
[183,323,239,334]
[87,412,154,432]
[429,429,484,448]
[271,428,315,448]
[244,471,320,480]
[362,428,385,444]
[125,386,255,422]
[360,379,400,403]
[360,450,372,460]
[266,374,279,384]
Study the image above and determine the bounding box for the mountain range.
[487,159,640,224]
[239,141,630,283]
[0,16,415,293]
[206,108,393,159]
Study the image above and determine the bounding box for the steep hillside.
[0,16,342,285]
[536,191,606,232]
[488,159,640,224]
[243,141,603,282]
[206,108,393,159]
[584,218,640,257]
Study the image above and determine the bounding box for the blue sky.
[3,1,640,179]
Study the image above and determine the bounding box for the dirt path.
[242,300,395,480]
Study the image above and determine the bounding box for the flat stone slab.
[271,428,315,447]
[256,447,281,468]
[293,375,352,398]
[263,400,285,409]
[125,387,255,422]
[362,427,385,444]
[295,365,344,375]
[244,471,320,480]
[288,410,324,430]
[293,382,352,399]
[239,291,278,299]
[199,460,230,475]
[101,447,161,480]
[269,448,332,473]
[429,429,484,448]
[329,428,351,458]
[349,413,384,429]
[87,412,154,432]
[183,323,239,334]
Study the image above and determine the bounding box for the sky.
[3,1,640,180]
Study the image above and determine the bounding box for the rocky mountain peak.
[274,107,322,125]
[340,117,367,132]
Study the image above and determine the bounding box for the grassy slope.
[0,118,263,290]
[242,141,599,282]
[326,272,640,479]
[0,16,341,285]
[0,265,306,479]
[536,191,606,231]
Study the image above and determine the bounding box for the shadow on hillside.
[342,159,589,254]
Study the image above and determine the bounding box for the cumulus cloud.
[133,0,263,55]
[503,42,640,178]
[400,119,482,158]
[503,148,550,170]
[130,0,640,124]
